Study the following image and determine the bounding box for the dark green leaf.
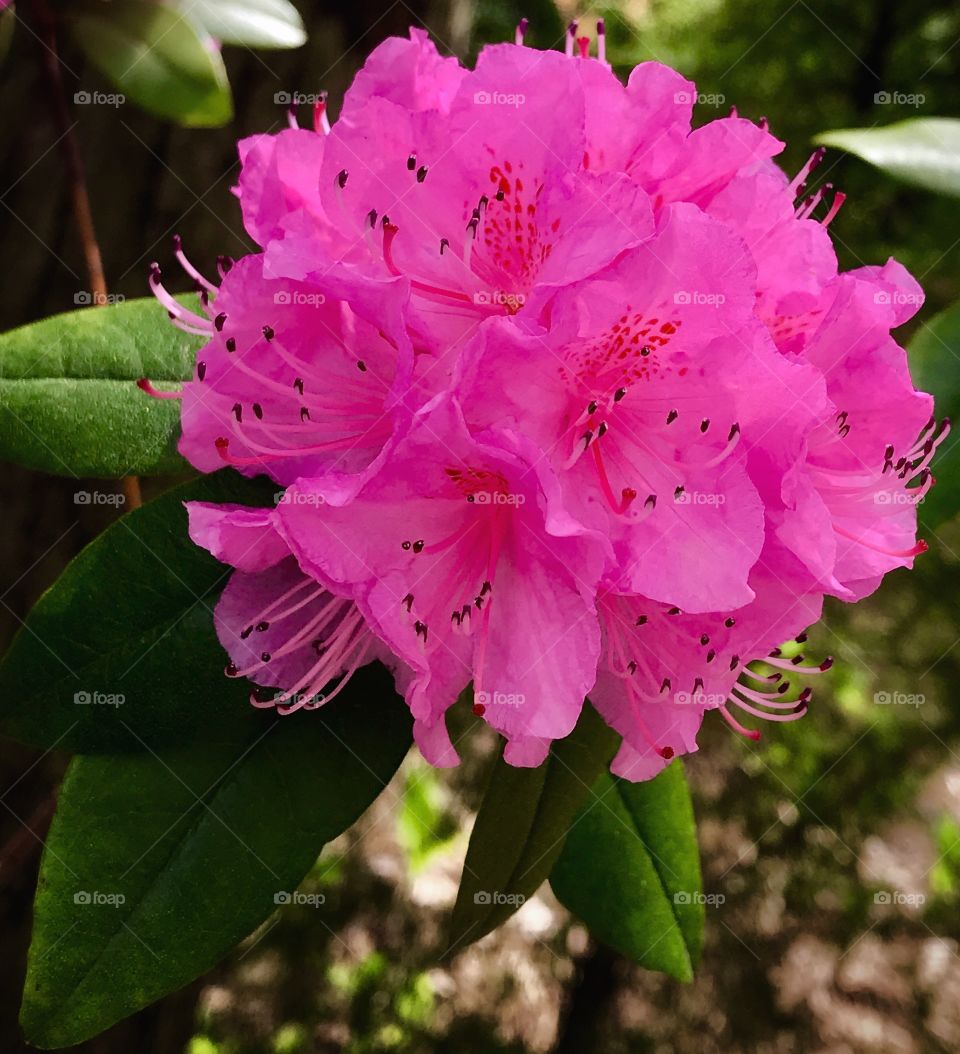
[0,470,278,754]
[550,762,703,981]
[179,0,306,49]
[70,0,232,127]
[448,703,619,951]
[815,119,960,198]
[909,301,960,528]
[20,668,412,1048]
[0,296,198,476]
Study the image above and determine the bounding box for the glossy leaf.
[0,296,198,476]
[550,762,703,981]
[909,301,960,527]
[448,703,619,951]
[20,669,412,1048]
[180,0,306,49]
[0,471,278,754]
[70,0,232,127]
[815,119,960,198]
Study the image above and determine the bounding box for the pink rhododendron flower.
[144,249,413,491]
[142,21,941,779]
[594,540,828,781]
[276,396,606,768]
[455,203,771,613]
[186,500,409,713]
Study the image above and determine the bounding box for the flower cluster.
[144,25,942,780]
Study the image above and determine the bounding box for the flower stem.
[33,0,143,509]
[32,0,107,302]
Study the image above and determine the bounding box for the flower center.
[809,412,948,559]
[599,593,830,746]
[225,579,374,715]
[398,466,520,702]
[556,309,740,515]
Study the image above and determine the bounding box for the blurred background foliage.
[2,0,960,1051]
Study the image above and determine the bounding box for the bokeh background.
[3,0,960,1051]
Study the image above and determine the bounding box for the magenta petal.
[186,501,287,572]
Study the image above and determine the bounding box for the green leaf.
[0,296,198,476]
[550,762,703,981]
[20,670,412,1048]
[909,301,960,528]
[70,0,233,127]
[815,119,960,198]
[448,703,619,951]
[0,470,279,754]
[179,0,306,49]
